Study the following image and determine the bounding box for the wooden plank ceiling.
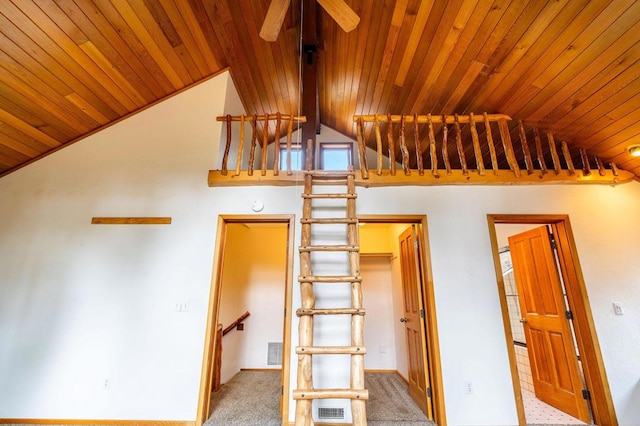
[1,0,640,179]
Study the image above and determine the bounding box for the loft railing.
[353,113,629,183]
[216,113,306,176]
[209,112,633,186]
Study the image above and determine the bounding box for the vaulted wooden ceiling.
[1,0,640,179]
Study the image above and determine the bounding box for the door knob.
[400,317,408,323]
[519,318,528,324]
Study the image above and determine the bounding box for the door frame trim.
[359,215,446,426]
[487,214,617,426]
[196,215,295,426]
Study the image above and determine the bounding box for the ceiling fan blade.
[317,0,360,32]
[260,0,291,42]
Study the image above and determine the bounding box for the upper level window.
[279,144,302,171]
[320,143,353,170]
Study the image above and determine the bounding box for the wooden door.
[508,226,591,423]
[399,226,432,418]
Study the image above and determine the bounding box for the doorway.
[196,215,295,426]
[358,215,446,426]
[487,215,617,426]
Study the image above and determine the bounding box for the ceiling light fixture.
[627,144,640,157]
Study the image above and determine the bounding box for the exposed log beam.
[302,0,319,167]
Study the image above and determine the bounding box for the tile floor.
[522,389,589,425]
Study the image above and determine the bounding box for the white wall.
[359,256,397,369]
[1,72,639,426]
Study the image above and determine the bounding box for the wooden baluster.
[498,119,521,178]
[261,114,269,176]
[234,115,245,176]
[374,114,383,175]
[579,148,591,176]
[441,115,452,175]
[518,121,534,175]
[426,114,438,177]
[248,115,257,176]
[454,114,468,175]
[610,162,619,177]
[547,132,561,174]
[469,112,485,175]
[305,138,313,171]
[414,114,425,175]
[399,115,410,175]
[273,113,281,176]
[212,323,223,392]
[596,156,606,176]
[356,117,369,179]
[387,114,397,176]
[286,115,294,175]
[533,127,548,175]
[484,113,498,174]
[221,114,232,175]
[561,141,576,175]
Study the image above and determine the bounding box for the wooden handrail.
[223,311,250,336]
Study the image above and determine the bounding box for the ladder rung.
[296,346,366,355]
[300,218,358,224]
[293,389,368,400]
[299,245,359,252]
[299,275,362,283]
[296,308,365,316]
[301,193,356,199]
[304,170,355,178]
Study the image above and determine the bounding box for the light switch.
[613,302,624,315]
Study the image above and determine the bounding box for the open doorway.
[196,215,295,426]
[358,215,446,426]
[487,215,617,426]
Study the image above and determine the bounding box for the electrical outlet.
[465,381,474,394]
[103,378,111,390]
[378,345,387,353]
[613,302,624,315]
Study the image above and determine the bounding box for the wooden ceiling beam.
[302,0,319,158]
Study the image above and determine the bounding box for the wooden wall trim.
[91,217,171,224]
[0,420,194,425]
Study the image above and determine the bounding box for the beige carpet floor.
[205,370,435,425]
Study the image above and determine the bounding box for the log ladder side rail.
[215,113,307,176]
[294,168,368,426]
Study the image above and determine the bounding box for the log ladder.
[293,168,368,425]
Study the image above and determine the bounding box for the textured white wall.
[1,72,639,426]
